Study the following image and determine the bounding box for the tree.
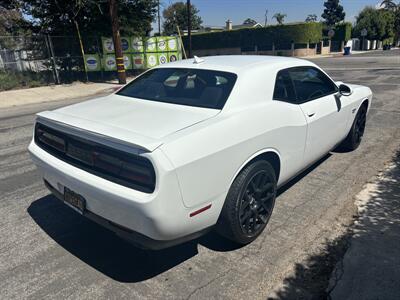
[305,14,318,22]
[380,0,400,42]
[353,7,395,41]
[163,2,202,35]
[243,18,257,25]
[321,0,345,27]
[273,13,286,25]
[380,0,399,10]
[17,0,158,36]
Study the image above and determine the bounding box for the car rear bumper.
[28,140,216,246]
[44,179,210,250]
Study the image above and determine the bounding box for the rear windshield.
[116,68,237,109]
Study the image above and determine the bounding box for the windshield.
[116,68,237,109]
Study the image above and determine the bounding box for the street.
[1,50,399,299]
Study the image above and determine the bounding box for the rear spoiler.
[36,111,164,153]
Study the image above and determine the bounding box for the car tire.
[216,160,277,245]
[341,103,368,151]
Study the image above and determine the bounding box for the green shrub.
[184,22,323,50]
[323,22,352,41]
[0,71,48,91]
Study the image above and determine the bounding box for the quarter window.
[288,67,338,102]
[273,69,297,103]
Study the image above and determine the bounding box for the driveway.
[0,50,399,299]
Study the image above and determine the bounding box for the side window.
[288,67,338,102]
[273,69,297,103]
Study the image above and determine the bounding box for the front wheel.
[341,104,367,151]
[216,160,277,245]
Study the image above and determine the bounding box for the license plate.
[64,187,86,214]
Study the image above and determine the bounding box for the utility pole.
[264,9,268,27]
[109,0,126,84]
[187,0,192,58]
[157,0,161,35]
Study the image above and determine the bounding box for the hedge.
[184,22,323,50]
[323,22,352,41]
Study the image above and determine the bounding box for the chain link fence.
[0,34,141,91]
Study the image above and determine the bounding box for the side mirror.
[339,84,353,96]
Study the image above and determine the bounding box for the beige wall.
[321,46,330,55]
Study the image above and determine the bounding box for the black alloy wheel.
[341,103,368,151]
[353,105,367,146]
[216,160,277,245]
[239,170,275,236]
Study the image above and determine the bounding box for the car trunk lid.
[37,94,219,152]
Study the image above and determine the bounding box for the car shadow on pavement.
[28,194,241,283]
[269,149,400,299]
[27,153,332,283]
[28,195,199,283]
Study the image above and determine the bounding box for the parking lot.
[1,50,399,299]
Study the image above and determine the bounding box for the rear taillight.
[36,126,65,152]
[34,122,156,193]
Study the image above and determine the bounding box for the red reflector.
[189,204,212,217]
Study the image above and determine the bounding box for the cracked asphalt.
[1,50,399,299]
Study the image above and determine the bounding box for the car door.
[287,66,347,165]
[272,69,308,183]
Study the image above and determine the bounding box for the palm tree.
[273,13,287,25]
[380,0,399,11]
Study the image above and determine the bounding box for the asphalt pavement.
[0,50,399,299]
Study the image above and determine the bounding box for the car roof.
[157,55,314,74]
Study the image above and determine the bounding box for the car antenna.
[193,56,204,64]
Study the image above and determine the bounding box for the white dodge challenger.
[29,56,372,249]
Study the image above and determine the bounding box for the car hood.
[36,94,219,152]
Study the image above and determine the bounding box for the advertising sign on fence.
[158,53,168,65]
[102,37,131,53]
[93,36,182,71]
[123,54,132,70]
[168,52,178,63]
[103,55,116,71]
[157,37,167,52]
[146,53,158,68]
[132,54,145,69]
[84,54,101,71]
[132,37,144,52]
[146,37,157,52]
[102,37,114,54]
[167,37,178,51]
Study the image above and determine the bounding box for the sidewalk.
[328,151,400,299]
[0,81,125,109]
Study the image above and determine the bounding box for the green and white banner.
[84,54,101,71]
[93,36,182,70]
[158,53,168,65]
[146,53,158,68]
[123,54,132,70]
[166,36,178,51]
[120,37,131,53]
[132,54,145,69]
[102,36,131,53]
[168,52,178,63]
[102,55,116,71]
[145,37,157,52]
[157,37,167,52]
[102,37,114,54]
[131,37,144,52]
